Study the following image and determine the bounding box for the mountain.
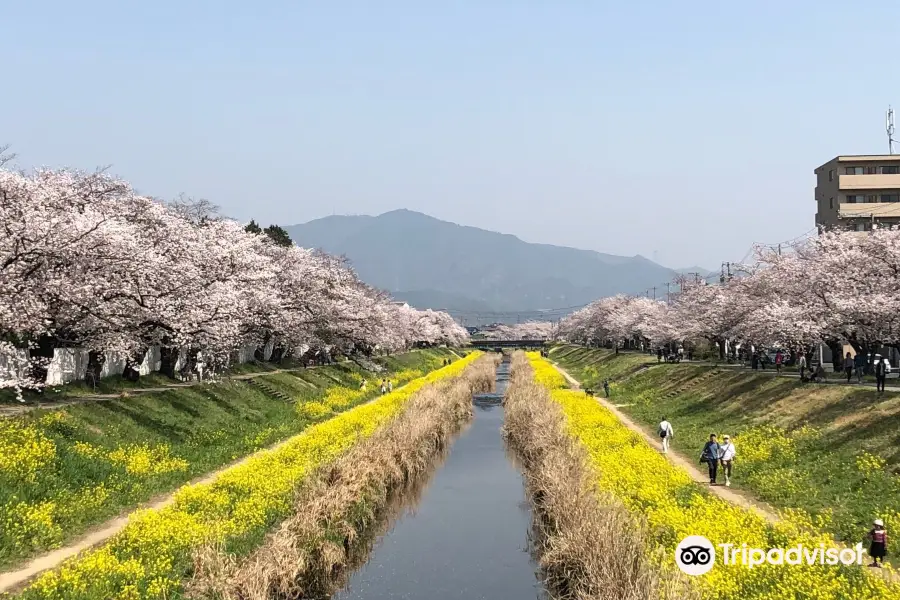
[284,210,679,321]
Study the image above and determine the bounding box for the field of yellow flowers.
[9,352,480,600]
[526,353,900,600]
[550,343,900,566]
[0,348,455,571]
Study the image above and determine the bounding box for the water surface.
[333,357,546,600]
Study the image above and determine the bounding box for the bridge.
[468,339,547,350]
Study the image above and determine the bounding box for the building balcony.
[838,202,900,219]
[838,174,900,190]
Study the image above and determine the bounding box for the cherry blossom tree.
[0,166,467,392]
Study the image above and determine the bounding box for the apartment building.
[814,155,900,231]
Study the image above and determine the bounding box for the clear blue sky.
[2,1,898,269]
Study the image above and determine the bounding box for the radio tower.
[888,106,896,155]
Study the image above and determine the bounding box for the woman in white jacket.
[719,435,736,487]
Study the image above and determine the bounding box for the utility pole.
[726,262,732,281]
[777,243,782,256]
[666,282,671,304]
[720,263,726,284]
[652,286,656,300]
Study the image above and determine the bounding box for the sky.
[2,1,899,270]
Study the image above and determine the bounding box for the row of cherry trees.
[557,228,900,362]
[0,168,468,390]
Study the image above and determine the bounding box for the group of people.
[842,352,892,392]
[658,418,736,487]
[656,346,690,363]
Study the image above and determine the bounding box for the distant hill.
[285,210,682,321]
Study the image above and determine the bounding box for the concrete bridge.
[468,339,547,350]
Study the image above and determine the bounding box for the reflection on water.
[332,357,546,600]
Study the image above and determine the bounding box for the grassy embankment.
[530,351,900,599]
[0,348,456,571]
[550,344,900,562]
[189,353,499,600]
[10,352,481,600]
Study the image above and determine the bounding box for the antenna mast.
[887,106,896,155]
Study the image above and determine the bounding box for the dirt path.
[0,367,321,418]
[0,381,408,594]
[551,362,780,523]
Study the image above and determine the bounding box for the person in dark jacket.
[855,352,866,383]
[700,434,721,485]
[868,519,888,567]
[844,352,854,383]
[874,355,889,393]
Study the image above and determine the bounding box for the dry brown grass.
[187,353,499,600]
[502,352,696,600]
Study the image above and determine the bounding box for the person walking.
[798,352,807,381]
[751,352,759,371]
[775,350,784,374]
[719,434,736,487]
[868,519,888,568]
[657,347,663,363]
[380,379,387,395]
[855,351,866,384]
[874,355,888,393]
[387,379,393,393]
[657,417,674,454]
[700,434,721,485]
[844,352,855,383]
[602,379,610,398]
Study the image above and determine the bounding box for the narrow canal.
[332,355,547,600]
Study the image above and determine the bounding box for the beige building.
[814,155,900,231]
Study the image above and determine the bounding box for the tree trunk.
[29,334,57,389]
[270,344,286,364]
[159,346,179,379]
[85,350,105,389]
[827,339,844,372]
[123,347,146,382]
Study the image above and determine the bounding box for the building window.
[867,166,878,174]
[829,169,835,181]
[868,194,879,202]
[881,194,900,202]
[830,197,834,209]
[846,166,864,175]
[845,195,864,203]
[855,222,873,232]
[882,166,900,174]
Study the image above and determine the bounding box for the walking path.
[0,381,409,594]
[551,362,779,523]
[0,366,319,418]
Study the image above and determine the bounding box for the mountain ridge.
[284,210,693,321]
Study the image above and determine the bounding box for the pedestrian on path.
[700,434,721,485]
[775,350,783,374]
[798,353,807,381]
[388,379,393,393]
[855,351,866,383]
[380,379,387,395]
[868,519,888,568]
[657,347,663,363]
[874,355,889,393]
[844,352,855,383]
[719,434,736,487]
[657,417,674,454]
[602,379,610,398]
[360,379,367,391]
